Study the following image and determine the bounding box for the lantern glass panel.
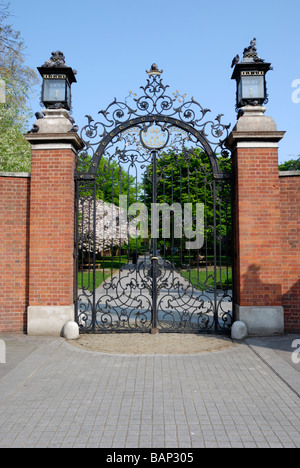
[241,74,264,100]
[43,78,66,102]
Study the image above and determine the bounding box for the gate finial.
[146,63,163,76]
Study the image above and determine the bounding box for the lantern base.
[232,105,277,133]
[32,109,73,134]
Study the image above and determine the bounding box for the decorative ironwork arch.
[76,64,231,179]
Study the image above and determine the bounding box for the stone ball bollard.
[231,321,248,341]
[62,321,79,340]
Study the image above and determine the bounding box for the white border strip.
[236,142,279,148]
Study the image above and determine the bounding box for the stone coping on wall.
[226,130,286,149]
[0,172,31,178]
[279,171,300,177]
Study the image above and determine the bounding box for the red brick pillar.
[226,106,285,335]
[25,109,83,335]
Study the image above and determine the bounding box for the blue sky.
[8,0,300,163]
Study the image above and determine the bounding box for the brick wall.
[280,172,300,331]
[232,147,282,308]
[0,173,30,333]
[29,148,76,307]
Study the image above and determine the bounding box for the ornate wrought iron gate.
[75,65,233,333]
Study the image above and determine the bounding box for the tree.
[279,157,300,171]
[0,2,38,172]
[79,197,146,258]
[77,152,144,257]
[77,151,141,206]
[97,155,141,206]
[80,199,130,255]
[141,148,232,255]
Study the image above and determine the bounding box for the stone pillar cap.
[31,109,73,134]
[234,105,277,132]
[25,108,84,151]
[226,105,285,149]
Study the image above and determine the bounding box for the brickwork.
[232,147,282,307]
[280,173,300,331]
[0,174,30,332]
[29,148,76,307]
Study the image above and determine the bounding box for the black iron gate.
[75,65,233,333]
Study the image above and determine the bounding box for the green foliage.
[97,156,141,206]
[141,148,232,252]
[181,265,232,289]
[77,151,142,206]
[0,103,32,171]
[0,2,39,172]
[123,236,143,254]
[279,157,300,171]
[78,256,128,291]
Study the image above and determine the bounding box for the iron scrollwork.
[78,63,231,177]
[75,65,233,334]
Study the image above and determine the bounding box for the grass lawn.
[78,269,115,290]
[181,266,232,289]
[78,255,232,291]
[78,255,128,291]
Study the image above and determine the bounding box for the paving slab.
[0,332,300,448]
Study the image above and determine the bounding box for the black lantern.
[38,51,77,111]
[231,39,272,110]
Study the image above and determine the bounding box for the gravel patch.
[69,333,237,355]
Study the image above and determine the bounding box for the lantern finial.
[242,38,266,64]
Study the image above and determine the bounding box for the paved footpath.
[0,333,300,448]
